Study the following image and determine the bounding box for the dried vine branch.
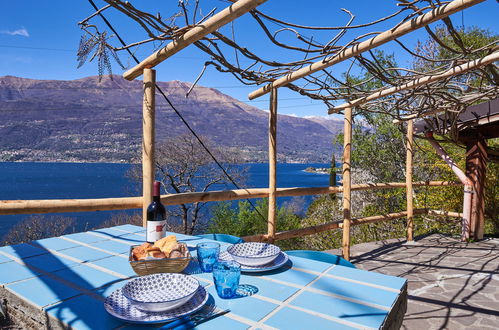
[78,0,498,142]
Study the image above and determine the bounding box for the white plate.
[104,285,208,324]
[219,251,289,272]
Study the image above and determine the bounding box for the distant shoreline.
[0,160,326,165]
[303,166,330,174]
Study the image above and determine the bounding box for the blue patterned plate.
[104,286,208,324]
[227,242,281,266]
[219,250,289,272]
[122,273,199,312]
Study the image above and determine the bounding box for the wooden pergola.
[0,0,495,262]
[122,0,493,260]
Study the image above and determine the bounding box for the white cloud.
[0,28,29,37]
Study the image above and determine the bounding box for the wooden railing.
[0,181,461,215]
[243,208,464,242]
[0,179,464,255]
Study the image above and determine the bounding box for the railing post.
[406,120,414,241]
[268,88,278,242]
[342,107,353,261]
[142,68,156,226]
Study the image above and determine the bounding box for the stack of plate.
[104,273,208,324]
[220,242,289,272]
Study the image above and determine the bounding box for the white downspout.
[425,132,473,241]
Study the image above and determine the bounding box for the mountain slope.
[0,75,340,163]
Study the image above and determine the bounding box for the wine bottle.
[146,181,167,243]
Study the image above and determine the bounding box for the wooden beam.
[342,107,353,261]
[330,51,499,113]
[345,209,427,227]
[459,121,499,142]
[392,108,449,124]
[486,147,499,162]
[268,88,278,242]
[0,197,144,215]
[427,209,463,218]
[248,0,484,100]
[466,136,488,240]
[123,0,267,80]
[275,220,340,241]
[142,68,156,226]
[406,120,414,241]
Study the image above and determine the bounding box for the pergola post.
[142,68,156,226]
[268,88,278,242]
[342,107,353,261]
[466,136,488,240]
[406,120,414,241]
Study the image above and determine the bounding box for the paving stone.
[351,234,499,329]
[478,316,499,328]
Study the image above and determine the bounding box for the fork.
[158,307,230,329]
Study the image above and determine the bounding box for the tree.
[128,134,245,235]
[1,215,77,246]
[208,199,302,250]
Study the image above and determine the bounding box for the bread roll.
[169,250,183,258]
[154,235,179,255]
[132,242,152,260]
[147,250,167,259]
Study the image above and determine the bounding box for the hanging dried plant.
[77,31,125,81]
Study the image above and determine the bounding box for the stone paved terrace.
[329,234,499,329]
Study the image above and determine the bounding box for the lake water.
[0,162,335,239]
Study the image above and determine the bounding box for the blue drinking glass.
[212,260,241,299]
[196,242,220,273]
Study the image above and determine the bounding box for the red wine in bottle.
[146,181,167,243]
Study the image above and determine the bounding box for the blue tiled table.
[0,225,407,329]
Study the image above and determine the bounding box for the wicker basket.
[129,243,192,276]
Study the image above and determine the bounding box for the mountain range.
[0,75,343,163]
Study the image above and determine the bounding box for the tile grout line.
[249,268,392,311]
[292,265,402,293]
[85,231,144,245]
[19,240,132,280]
[104,227,146,236]
[0,250,111,303]
[251,293,376,330]
[250,262,390,330]
[300,286,391,311]
[249,279,391,312]
[320,272,402,293]
[59,236,129,259]
[44,248,131,279]
[248,264,343,329]
[287,304,377,330]
[223,312,273,329]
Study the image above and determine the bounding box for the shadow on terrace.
[326,233,499,329]
[0,226,146,329]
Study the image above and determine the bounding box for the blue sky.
[0,0,497,118]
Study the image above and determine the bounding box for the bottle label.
[146,220,167,242]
